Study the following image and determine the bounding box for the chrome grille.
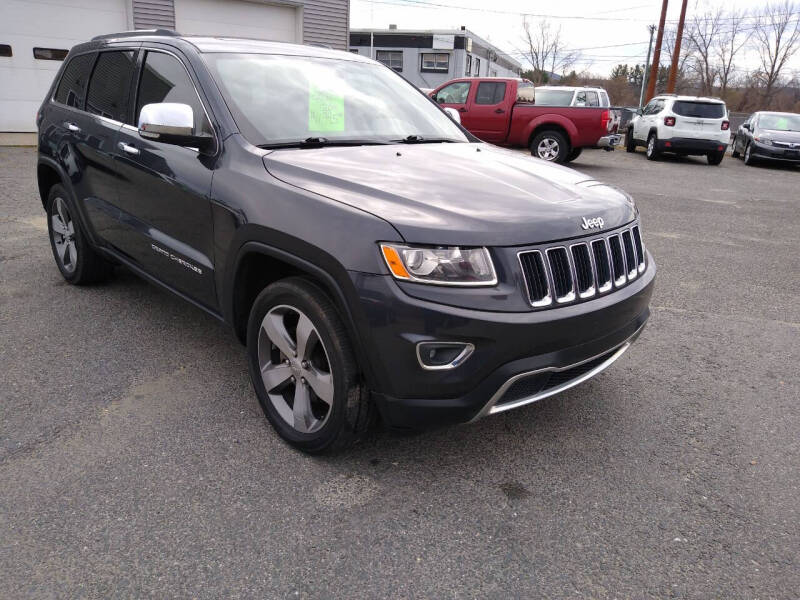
[518,224,646,308]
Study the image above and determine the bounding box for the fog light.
[416,341,474,370]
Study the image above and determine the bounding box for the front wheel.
[731,136,740,158]
[743,142,757,166]
[531,130,569,163]
[645,133,660,161]
[246,277,374,453]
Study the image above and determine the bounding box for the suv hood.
[264,143,637,246]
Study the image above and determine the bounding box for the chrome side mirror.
[138,102,214,152]
[443,107,461,124]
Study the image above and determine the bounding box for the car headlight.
[755,136,773,146]
[380,243,497,286]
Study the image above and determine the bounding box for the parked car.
[430,77,620,163]
[625,95,729,165]
[731,111,800,166]
[37,31,654,453]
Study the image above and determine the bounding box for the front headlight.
[755,136,774,146]
[380,243,497,286]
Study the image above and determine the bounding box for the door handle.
[64,122,81,132]
[459,107,467,113]
[118,142,140,156]
[494,108,505,114]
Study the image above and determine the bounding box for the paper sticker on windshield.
[309,83,345,132]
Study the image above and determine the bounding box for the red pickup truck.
[430,78,620,164]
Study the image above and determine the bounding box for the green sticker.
[308,83,345,132]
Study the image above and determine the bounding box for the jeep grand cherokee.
[37,31,655,453]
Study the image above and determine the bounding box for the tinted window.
[475,82,506,105]
[34,48,68,61]
[435,82,470,105]
[86,51,135,122]
[534,89,574,106]
[55,53,95,108]
[672,101,725,119]
[0,44,11,57]
[136,51,210,133]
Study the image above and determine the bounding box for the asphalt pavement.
[1,146,798,598]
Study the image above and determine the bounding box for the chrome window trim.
[517,249,553,308]
[470,321,646,421]
[569,242,596,299]
[545,246,576,303]
[415,342,475,371]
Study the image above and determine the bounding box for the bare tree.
[520,19,578,84]
[685,7,724,95]
[753,0,800,103]
[713,9,752,95]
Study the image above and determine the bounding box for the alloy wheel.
[257,304,334,434]
[536,137,560,161]
[51,197,77,273]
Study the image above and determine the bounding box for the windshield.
[672,101,725,119]
[204,53,468,147]
[758,113,800,132]
[532,89,574,106]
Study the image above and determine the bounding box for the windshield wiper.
[258,137,390,150]
[392,135,461,144]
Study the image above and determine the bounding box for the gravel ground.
[1,146,798,599]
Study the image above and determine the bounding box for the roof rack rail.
[92,29,179,41]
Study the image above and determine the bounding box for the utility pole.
[639,25,656,110]
[666,0,688,93]
[645,0,669,103]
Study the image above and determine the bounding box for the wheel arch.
[37,158,68,209]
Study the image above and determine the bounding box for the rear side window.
[672,101,725,119]
[475,82,506,105]
[55,53,95,108]
[136,51,210,133]
[86,51,136,122]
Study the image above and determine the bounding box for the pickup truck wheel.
[531,131,569,163]
[645,133,660,161]
[564,148,582,163]
[46,184,113,284]
[625,128,636,153]
[247,277,374,453]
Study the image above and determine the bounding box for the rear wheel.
[625,128,636,153]
[246,277,374,453]
[564,147,583,163]
[46,184,113,284]
[707,151,725,165]
[645,133,660,161]
[531,130,569,163]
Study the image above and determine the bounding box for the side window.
[475,82,506,105]
[136,51,210,134]
[575,91,586,106]
[643,100,657,115]
[86,50,136,122]
[54,53,95,109]
[434,82,470,105]
[599,91,610,107]
[585,91,599,107]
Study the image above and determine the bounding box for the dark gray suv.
[37,31,655,453]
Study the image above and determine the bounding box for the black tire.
[645,132,660,161]
[246,277,374,453]
[530,130,569,163]
[46,184,113,285]
[743,142,757,166]
[625,128,636,153]
[564,147,583,163]
[731,136,740,158]
[707,151,724,166]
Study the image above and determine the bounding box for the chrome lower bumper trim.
[470,322,646,422]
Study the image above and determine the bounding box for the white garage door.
[174,0,299,43]
[0,0,128,132]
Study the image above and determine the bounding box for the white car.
[625,95,730,165]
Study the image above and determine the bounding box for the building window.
[465,55,472,75]
[490,69,497,77]
[33,48,69,61]
[421,53,449,73]
[376,50,403,72]
[473,58,480,76]
[0,44,12,57]
[349,49,360,54]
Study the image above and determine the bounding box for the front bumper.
[750,141,800,162]
[657,137,727,155]
[352,254,655,430]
